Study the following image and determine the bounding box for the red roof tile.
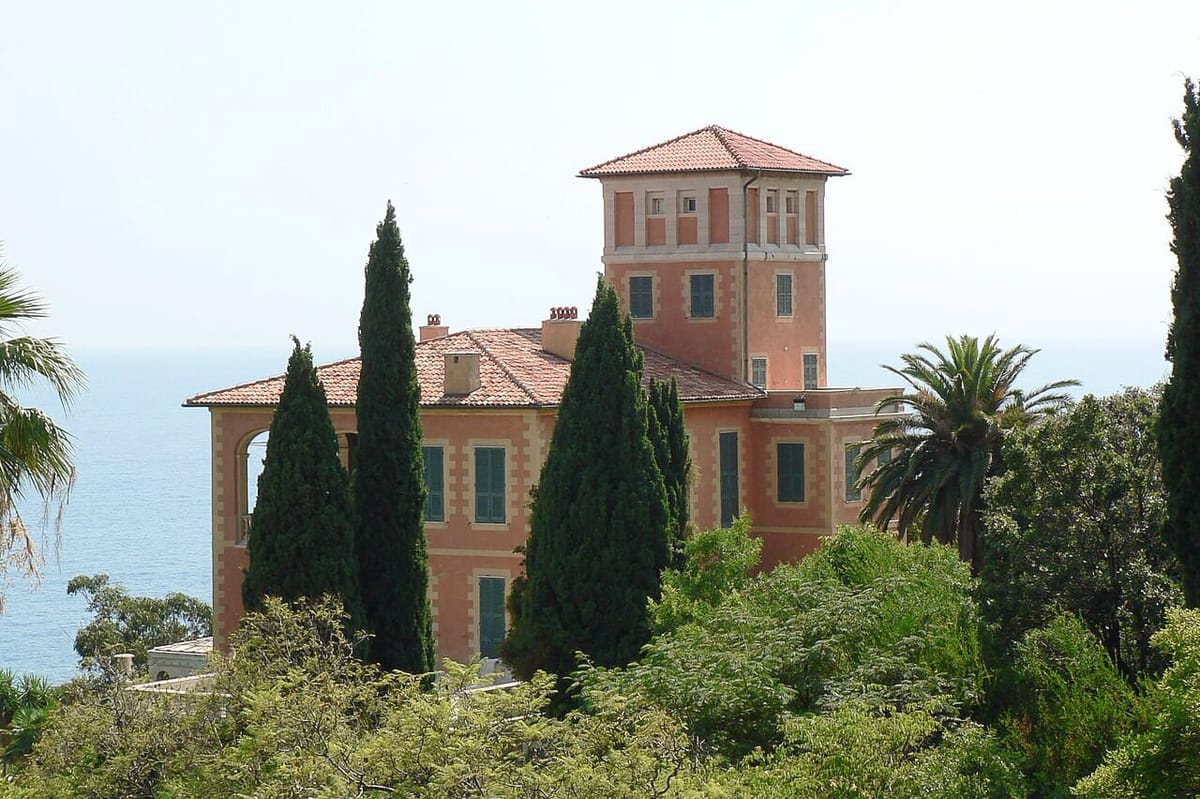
[184,329,761,409]
[578,125,849,178]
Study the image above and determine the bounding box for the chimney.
[420,313,449,342]
[542,306,583,360]
[444,351,481,395]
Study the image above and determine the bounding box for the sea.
[0,338,1172,684]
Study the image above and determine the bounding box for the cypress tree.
[242,338,362,626]
[647,377,691,569]
[1160,77,1200,607]
[503,277,670,682]
[354,202,435,673]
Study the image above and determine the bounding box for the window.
[690,274,715,318]
[776,273,793,317]
[804,353,819,390]
[719,432,738,527]
[845,445,862,502]
[649,196,665,215]
[474,447,505,523]
[785,191,798,214]
[751,357,767,388]
[478,576,506,658]
[778,442,806,502]
[629,276,653,319]
[766,190,778,213]
[680,194,697,213]
[805,190,818,245]
[423,445,444,522]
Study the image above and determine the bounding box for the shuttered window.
[719,431,738,527]
[778,443,806,502]
[423,445,444,521]
[630,276,653,319]
[474,447,505,523]
[690,274,715,318]
[777,272,793,316]
[845,445,862,502]
[478,576,506,658]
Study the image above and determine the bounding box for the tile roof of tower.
[578,125,849,178]
[184,328,762,409]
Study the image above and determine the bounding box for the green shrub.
[1074,607,1200,798]
[998,614,1135,797]
[587,526,986,759]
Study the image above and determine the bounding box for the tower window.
[689,274,715,318]
[629,276,653,319]
[803,353,819,390]
[751,357,767,388]
[776,273,793,317]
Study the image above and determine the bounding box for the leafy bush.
[999,614,1135,797]
[712,704,1026,798]
[0,671,56,768]
[649,515,761,634]
[1074,607,1200,798]
[588,526,986,759]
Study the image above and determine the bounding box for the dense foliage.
[1000,614,1137,797]
[646,377,691,568]
[354,201,435,673]
[504,278,670,684]
[0,670,55,767]
[0,257,84,613]
[10,519,1200,797]
[982,388,1181,682]
[1073,608,1200,798]
[68,574,211,676]
[240,339,362,627]
[856,334,1074,572]
[589,525,988,760]
[1159,77,1200,607]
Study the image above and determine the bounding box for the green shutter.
[479,576,506,658]
[777,273,793,316]
[778,443,806,502]
[423,445,444,521]
[845,445,862,502]
[691,274,714,318]
[719,431,738,527]
[475,447,506,523]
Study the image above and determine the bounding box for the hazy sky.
[2,1,1198,362]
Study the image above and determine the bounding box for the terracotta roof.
[579,125,849,178]
[184,328,762,409]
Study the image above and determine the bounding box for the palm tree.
[0,257,84,611]
[855,334,1076,574]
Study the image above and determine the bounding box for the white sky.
[2,1,1198,359]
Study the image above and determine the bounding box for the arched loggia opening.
[238,430,269,545]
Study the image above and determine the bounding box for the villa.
[186,125,901,664]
